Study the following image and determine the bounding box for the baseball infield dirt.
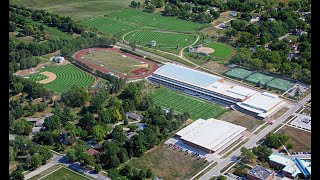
[37,71,57,84]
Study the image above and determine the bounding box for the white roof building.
[175,118,246,153]
[237,92,285,118]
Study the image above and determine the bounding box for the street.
[198,94,311,179]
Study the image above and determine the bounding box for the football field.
[151,88,227,120]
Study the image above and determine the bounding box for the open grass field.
[80,8,208,35]
[218,110,263,132]
[266,78,295,92]
[205,42,234,59]
[124,30,198,50]
[245,72,274,85]
[41,166,90,180]
[80,49,146,75]
[127,145,209,180]
[150,87,227,120]
[74,48,158,79]
[26,64,95,94]
[224,67,253,80]
[277,126,311,152]
[10,0,144,21]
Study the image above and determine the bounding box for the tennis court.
[266,78,295,91]
[245,73,274,85]
[224,67,253,80]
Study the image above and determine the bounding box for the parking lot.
[287,83,309,97]
[165,138,220,162]
[289,113,311,131]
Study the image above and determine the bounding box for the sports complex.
[148,63,286,119]
[73,48,158,79]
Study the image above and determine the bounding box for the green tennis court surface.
[266,78,295,92]
[224,67,253,80]
[245,73,274,85]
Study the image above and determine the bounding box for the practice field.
[124,30,198,49]
[73,48,158,79]
[80,8,207,35]
[277,126,311,152]
[266,78,295,91]
[10,0,145,21]
[42,166,90,180]
[26,64,95,94]
[127,145,209,180]
[245,73,274,85]
[150,88,227,120]
[224,67,253,80]
[205,42,234,59]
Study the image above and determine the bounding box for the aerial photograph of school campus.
[9,0,311,179]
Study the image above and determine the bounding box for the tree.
[146,169,154,178]
[95,164,102,173]
[217,175,227,180]
[39,146,53,163]
[231,19,247,31]
[225,28,238,38]
[9,146,16,163]
[92,125,109,142]
[252,145,272,162]
[66,148,77,162]
[139,169,146,179]
[9,165,24,180]
[237,32,257,47]
[287,143,294,150]
[266,133,289,148]
[240,147,255,163]
[89,91,109,113]
[30,154,42,169]
[130,1,138,8]
[210,9,220,19]
[145,4,156,13]
[61,85,89,107]
[43,115,61,131]
[9,21,16,32]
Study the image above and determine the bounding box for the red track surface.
[73,48,158,79]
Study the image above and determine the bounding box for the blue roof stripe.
[154,64,222,87]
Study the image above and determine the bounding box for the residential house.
[86,148,100,156]
[126,112,143,121]
[247,165,275,180]
[135,123,147,131]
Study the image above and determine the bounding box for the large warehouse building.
[148,63,285,118]
[175,118,246,153]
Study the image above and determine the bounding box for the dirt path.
[37,72,57,84]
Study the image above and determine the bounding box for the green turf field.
[150,88,227,120]
[10,0,144,21]
[245,73,274,85]
[205,42,234,59]
[224,67,253,80]
[80,8,207,35]
[266,78,294,92]
[124,30,198,49]
[42,167,90,180]
[27,64,94,94]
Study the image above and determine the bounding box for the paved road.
[25,154,111,180]
[199,94,311,179]
[278,33,291,40]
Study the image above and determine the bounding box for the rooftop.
[237,92,283,113]
[175,118,246,152]
[154,63,222,88]
[86,148,100,156]
[248,165,275,179]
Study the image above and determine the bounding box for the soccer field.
[27,64,95,94]
[124,30,198,49]
[80,8,207,35]
[151,88,227,120]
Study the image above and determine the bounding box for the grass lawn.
[150,87,227,120]
[277,126,311,152]
[80,49,148,75]
[218,110,263,132]
[127,145,209,180]
[26,64,95,94]
[10,0,145,21]
[124,30,198,53]
[41,166,90,180]
[80,8,207,35]
[205,42,234,59]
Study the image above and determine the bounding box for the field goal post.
[88,48,95,56]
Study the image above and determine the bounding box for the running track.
[73,48,159,79]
